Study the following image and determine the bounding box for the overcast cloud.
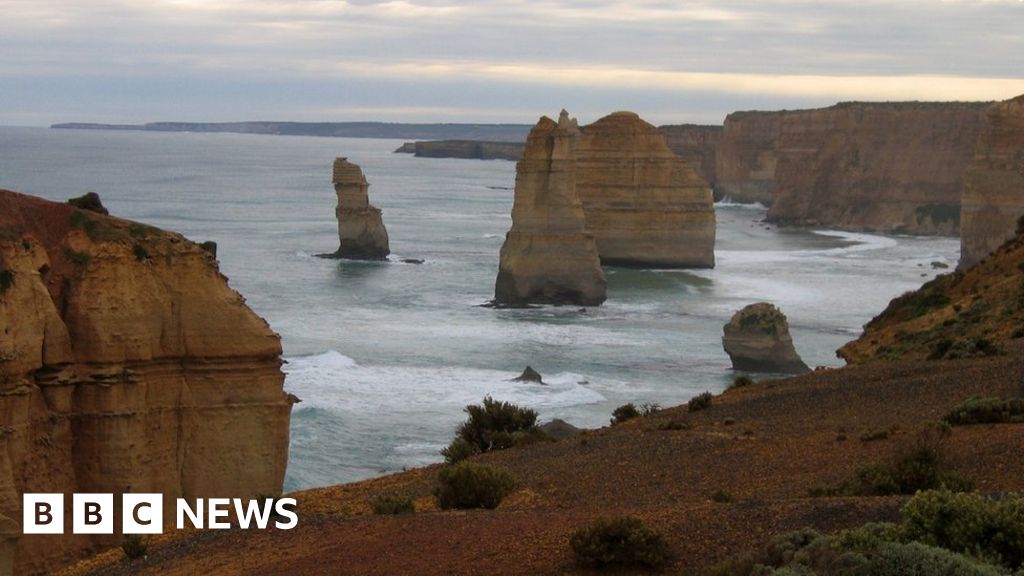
[1,0,1023,125]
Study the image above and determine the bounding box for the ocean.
[0,126,961,491]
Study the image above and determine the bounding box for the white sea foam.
[715,199,769,210]
[284,350,607,416]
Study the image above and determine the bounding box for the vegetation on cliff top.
[839,223,1024,364]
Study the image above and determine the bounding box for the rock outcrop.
[330,158,390,260]
[839,218,1024,365]
[576,112,716,268]
[960,94,1024,269]
[716,102,988,235]
[494,112,607,306]
[657,124,722,192]
[722,303,809,373]
[0,190,292,575]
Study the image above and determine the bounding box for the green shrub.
[441,396,540,463]
[610,403,640,425]
[434,461,515,510]
[121,534,147,560]
[441,437,477,464]
[901,489,1024,570]
[0,269,14,293]
[65,249,92,267]
[657,420,691,431]
[570,516,669,569]
[711,489,734,503]
[688,391,713,412]
[731,375,755,389]
[132,243,149,262]
[945,396,1024,425]
[371,493,415,515]
[859,541,1003,576]
[818,447,973,497]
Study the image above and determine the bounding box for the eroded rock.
[330,158,390,260]
[722,303,809,373]
[577,112,716,268]
[494,111,607,306]
[0,189,292,575]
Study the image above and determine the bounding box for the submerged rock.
[494,111,607,306]
[513,366,545,384]
[329,158,390,260]
[722,303,809,373]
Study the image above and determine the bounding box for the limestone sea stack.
[960,94,1024,269]
[331,158,390,260]
[722,303,809,373]
[494,111,607,306]
[576,112,716,268]
[0,190,293,575]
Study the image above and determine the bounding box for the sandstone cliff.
[577,112,716,268]
[0,190,292,575]
[657,124,722,195]
[494,112,607,306]
[716,102,987,235]
[715,111,782,205]
[960,94,1024,268]
[838,218,1024,364]
[722,303,809,373]
[330,158,390,260]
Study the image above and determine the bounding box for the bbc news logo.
[23,493,298,534]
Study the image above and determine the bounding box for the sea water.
[0,126,961,490]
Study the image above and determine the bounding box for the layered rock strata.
[577,112,716,268]
[331,158,390,260]
[658,124,722,195]
[960,94,1024,268]
[0,190,292,575]
[716,102,988,235]
[494,112,607,306]
[722,303,809,373]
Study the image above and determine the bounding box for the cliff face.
[0,190,292,575]
[577,112,716,268]
[715,111,783,205]
[331,158,390,260]
[494,112,607,306]
[716,102,987,235]
[657,124,722,191]
[838,220,1024,365]
[960,95,1024,268]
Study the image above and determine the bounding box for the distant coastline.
[50,121,533,142]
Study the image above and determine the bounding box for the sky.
[2,0,1023,126]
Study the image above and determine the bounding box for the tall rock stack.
[960,94,1024,269]
[577,112,716,268]
[494,111,607,306]
[332,158,390,260]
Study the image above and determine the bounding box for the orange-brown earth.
[61,345,1024,575]
[839,222,1024,364]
